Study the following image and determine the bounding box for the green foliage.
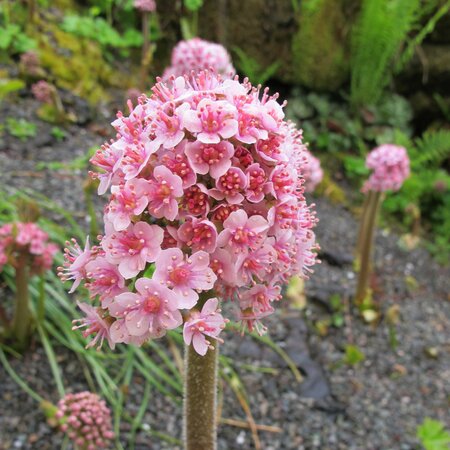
[50,126,67,141]
[344,344,365,366]
[413,129,450,167]
[395,1,450,74]
[417,418,450,450]
[5,118,37,141]
[351,0,450,107]
[184,0,204,12]
[61,14,143,50]
[351,0,420,106]
[0,24,37,55]
[0,79,25,100]
[233,47,280,86]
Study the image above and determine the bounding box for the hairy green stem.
[11,256,31,349]
[183,295,219,450]
[355,191,382,306]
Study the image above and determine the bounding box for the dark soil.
[1,91,449,450]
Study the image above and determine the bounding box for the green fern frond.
[413,129,450,167]
[350,0,421,107]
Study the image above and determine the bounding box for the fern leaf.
[351,0,421,107]
[414,129,450,167]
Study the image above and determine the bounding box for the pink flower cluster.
[56,392,114,450]
[0,222,58,274]
[134,0,156,12]
[62,71,317,355]
[163,38,235,80]
[362,144,410,193]
[20,51,41,76]
[31,80,54,104]
[303,151,323,193]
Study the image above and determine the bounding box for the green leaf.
[344,344,365,365]
[184,0,204,12]
[417,418,450,450]
[0,79,25,100]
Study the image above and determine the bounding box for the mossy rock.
[36,23,122,104]
[291,0,352,91]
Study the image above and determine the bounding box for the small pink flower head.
[153,248,217,308]
[31,80,54,104]
[20,51,40,75]
[302,151,324,193]
[56,391,114,449]
[0,222,57,275]
[109,278,182,338]
[134,0,156,12]
[164,38,235,80]
[58,237,92,293]
[183,298,227,355]
[362,144,410,193]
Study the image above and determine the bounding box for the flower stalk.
[11,253,32,349]
[355,190,382,306]
[184,338,219,450]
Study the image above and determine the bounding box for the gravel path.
[1,94,449,450]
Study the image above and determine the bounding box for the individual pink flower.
[109,278,182,337]
[178,217,218,253]
[209,248,237,286]
[183,298,227,355]
[159,140,196,188]
[239,283,281,317]
[362,144,410,192]
[152,102,190,149]
[153,248,217,308]
[185,140,234,179]
[163,38,235,79]
[182,98,238,144]
[235,244,276,286]
[90,142,124,195]
[245,163,268,203]
[85,257,126,306]
[134,0,156,12]
[102,222,163,279]
[181,184,210,217]
[210,166,248,204]
[72,302,114,349]
[217,210,269,254]
[302,151,323,193]
[56,391,114,450]
[58,237,92,293]
[147,165,183,221]
[105,178,152,231]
